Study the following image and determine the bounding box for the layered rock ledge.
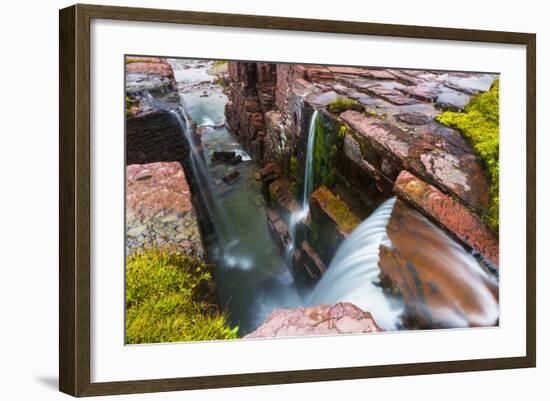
[126,162,204,259]
[125,57,207,261]
[394,170,499,266]
[225,62,499,287]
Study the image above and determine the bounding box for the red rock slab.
[326,66,373,75]
[126,162,194,218]
[244,302,382,338]
[379,200,499,329]
[126,59,174,79]
[394,170,499,267]
[340,110,412,161]
[340,110,489,211]
[360,69,397,80]
[398,85,441,102]
[304,65,333,81]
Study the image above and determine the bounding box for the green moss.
[313,186,360,234]
[436,80,499,233]
[212,60,228,67]
[327,97,360,111]
[327,196,360,233]
[312,113,342,189]
[125,95,138,116]
[337,124,348,140]
[126,247,238,344]
[209,60,229,77]
[289,155,300,195]
[125,57,156,64]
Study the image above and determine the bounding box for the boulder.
[222,169,240,184]
[212,151,242,164]
[245,302,382,338]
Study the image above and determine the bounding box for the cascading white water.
[144,91,232,240]
[301,110,319,215]
[286,110,319,264]
[306,197,403,330]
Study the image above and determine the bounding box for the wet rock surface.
[296,241,327,282]
[340,109,489,212]
[244,302,382,338]
[126,162,204,259]
[394,170,498,267]
[225,63,496,232]
[126,57,189,165]
[125,57,179,114]
[310,186,360,264]
[379,200,499,329]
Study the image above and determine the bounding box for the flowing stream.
[146,59,498,335]
[166,59,301,335]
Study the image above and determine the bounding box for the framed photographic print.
[59,3,536,397]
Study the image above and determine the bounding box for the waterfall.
[286,110,319,264]
[144,91,232,241]
[143,91,211,191]
[306,197,403,330]
[301,110,319,215]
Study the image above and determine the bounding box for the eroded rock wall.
[225,61,499,286]
[125,57,208,259]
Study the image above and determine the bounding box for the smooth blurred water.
[307,197,403,330]
[286,110,318,265]
[168,59,301,335]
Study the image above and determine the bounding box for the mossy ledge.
[126,247,238,344]
[311,185,361,234]
[312,112,342,190]
[436,80,499,234]
[327,97,363,113]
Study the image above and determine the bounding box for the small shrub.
[126,247,238,344]
[436,80,499,233]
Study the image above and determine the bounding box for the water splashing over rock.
[307,197,402,330]
[286,110,319,264]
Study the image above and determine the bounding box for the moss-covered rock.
[326,97,363,113]
[289,155,300,195]
[311,186,361,234]
[309,186,360,264]
[312,112,344,190]
[125,247,238,344]
[436,80,499,233]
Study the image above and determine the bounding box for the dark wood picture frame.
[59,3,536,397]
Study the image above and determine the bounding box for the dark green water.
[169,59,301,335]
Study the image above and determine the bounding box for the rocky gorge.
[125,56,500,342]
